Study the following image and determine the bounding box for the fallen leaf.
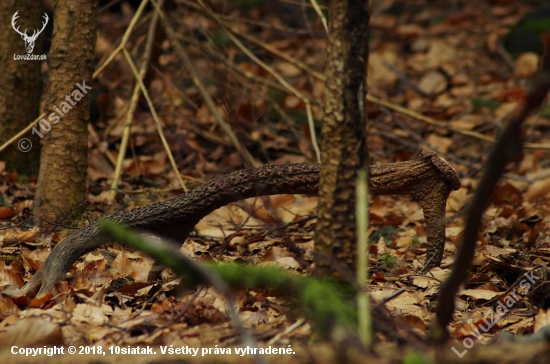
[3,228,39,245]
[426,133,453,153]
[0,317,62,348]
[418,70,448,95]
[71,303,109,325]
[534,309,550,333]
[275,257,301,270]
[525,178,550,201]
[274,61,302,77]
[0,295,20,316]
[0,207,13,219]
[458,289,502,301]
[515,52,539,78]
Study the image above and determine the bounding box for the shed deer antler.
[11,11,49,54]
[3,151,460,298]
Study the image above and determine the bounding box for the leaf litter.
[1,0,550,359]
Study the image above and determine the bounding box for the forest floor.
[1,0,550,363]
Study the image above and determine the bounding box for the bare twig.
[110,0,188,200]
[372,288,405,310]
[176,3,550,153]
[121,47,188,191]
[266,318,306,346]
[150,64,199,110]
[196,0,321,162]
[367,94,550,151]
[156,288,202,330]
[88,123,117,166]
[177,0,317,35]
[309,0,328,33]
[496,44,516,73]
[382,60,430,97]
[94,0,151,78]
[0,114,42,153]
[278,0,327,10]
[207,17,550,153]
[430,33,550,342]
[157,5,258,168]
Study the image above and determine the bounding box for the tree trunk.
[315,0,370,277]
[0,2,45,175]
[33,0,97,229]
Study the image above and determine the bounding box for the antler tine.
[11,10,19,23]
[11,11,25,36]
[11,11,48,39]
[40,13,49,33]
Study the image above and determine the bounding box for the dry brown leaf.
[370,289,401,303]
[0,295,19,317]
[20,248,50,272]
[368,50,398,87]
[515,52,539,78]
[283,95,302,108]
[262,246,291,262]
[275,256,301,270]
[0,207,13,219]
[274,61,302,77]
[269,194,294,210]
[0,317,62,348]
[458,289,502,301]
[71,303,110,325]
[502,315,535,335]
[447,187,467,213]
[426,40,456,68]
[386,291,422,308]
[29,293,53,308]
[411,276,440,289]
[396,24,424,37]
[493,182,523,205]
[534,309,550,333]
[111,251,133,277]
[525,178,550,201]
[450,117,480,130]
[433,93,455,108]
[418,70,448,95]
[395,314,426,331]
[3,228,39,245]
[0,267,24,288]
[369,199,387,218]
[445,226,464,239]
[424,267,452,281]
[482,245,516,259]
[426,133,453,153]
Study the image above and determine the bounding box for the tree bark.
[33,0,97,229]
[0,2,44,175]
[315,0,370,277]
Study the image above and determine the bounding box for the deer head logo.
[12,11,49,54]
